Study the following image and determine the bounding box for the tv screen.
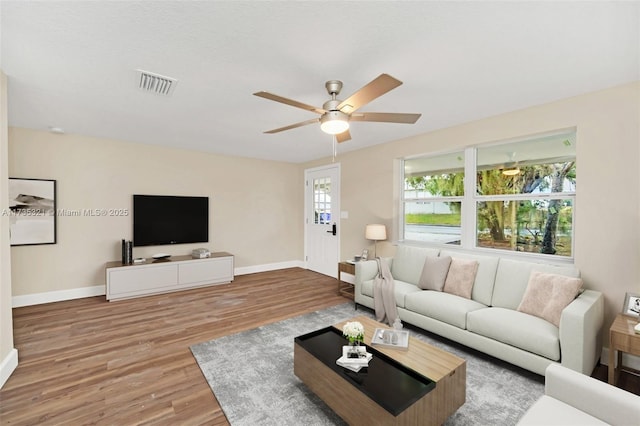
[133,195,209,247]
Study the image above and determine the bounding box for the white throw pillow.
[517,270,583,327]
[418,256,452,291]
[443,258,479,299]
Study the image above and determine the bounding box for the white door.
[305,164,340,277]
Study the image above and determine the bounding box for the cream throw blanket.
[373,257,399,327]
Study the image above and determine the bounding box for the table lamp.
[365,224,387,258]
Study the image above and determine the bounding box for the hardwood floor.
[591,364,640,396]
[1,268,638,425]
[0,268,347,425]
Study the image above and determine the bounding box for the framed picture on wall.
[622,292,640,318]
[8,178,57,246]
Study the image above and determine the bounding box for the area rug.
[190,303,544,425]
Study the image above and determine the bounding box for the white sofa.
[518,363,640,425]
[355,245,604,375]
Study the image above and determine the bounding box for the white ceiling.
[1,1,638,163]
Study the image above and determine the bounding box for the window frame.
[399,131,576,262]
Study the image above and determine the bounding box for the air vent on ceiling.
[136,69,178,96]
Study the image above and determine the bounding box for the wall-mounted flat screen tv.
[133,194,209,247]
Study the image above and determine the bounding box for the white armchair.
[518,363,640,425]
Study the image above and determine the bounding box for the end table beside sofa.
[608,313,640,386]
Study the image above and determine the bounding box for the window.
[313,177,332,224]
[403,151,465,245]
[401,131,576,258]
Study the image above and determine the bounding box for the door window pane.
[314,178,331,224]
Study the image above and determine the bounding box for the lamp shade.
[365,224,387,241]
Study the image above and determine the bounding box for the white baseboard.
[234,260,304,276]
[12,285,106,308]
[0,348,18,389]
[600,346,640,371]
[11,260,306,307]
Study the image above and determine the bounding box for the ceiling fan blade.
[336,130,351,143]
[253,91,326,114]
[350,112,421,124]
[337,74,402,113]
[263,118,319,134]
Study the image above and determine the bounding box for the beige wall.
[1,70,17,387]
[8,129,303,297]
[6,81,639,346]
[306,81,640,331]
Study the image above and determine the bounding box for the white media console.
[105,252,234,301]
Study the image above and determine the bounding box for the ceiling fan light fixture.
[320,111,349,135]
[502,167,520,176]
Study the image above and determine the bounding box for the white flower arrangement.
[342,321,365,344]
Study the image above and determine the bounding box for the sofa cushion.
[543,363,640,424]
[517,395,608,425]
[492,259,580,310]
[467,307,560,360]
[418,255,452,291]
[443,258,479,299]
[440,250,499,306]
[517,271,583,327]
[390,245,440,285]
[361,279,420,309]
[405,290,487,329]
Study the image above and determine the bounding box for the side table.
[608,313,640,385]
[337,261,356,299]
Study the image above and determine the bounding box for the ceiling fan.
[253,74,421,143]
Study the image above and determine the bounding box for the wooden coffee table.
[294,315,466,425]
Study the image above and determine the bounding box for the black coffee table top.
[294,326,436,416]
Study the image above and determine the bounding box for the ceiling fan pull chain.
[332,135,337,162]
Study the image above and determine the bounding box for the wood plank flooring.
[0,268,347,425]
[1,267,638,425]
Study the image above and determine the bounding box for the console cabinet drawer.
[178,257,233,285]
[108,264,178,296]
